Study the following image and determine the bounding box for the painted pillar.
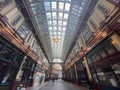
[83,56,92,80]
[16,56,27,81]
[74,64,78,80]
[69,68,72,81]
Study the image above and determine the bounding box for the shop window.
[96,55,101,61]
[88,38,120,88]
[0,63,16,84]
[0,47,14,62]
[104,44,118,55]
[94,62,120,87]
[91,54,97,62]
[87,56,93,64]
[111,63,120,86]
[99,49,107,59]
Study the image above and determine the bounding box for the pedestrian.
[52,78,55,84]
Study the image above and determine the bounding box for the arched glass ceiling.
[24,0,88,62]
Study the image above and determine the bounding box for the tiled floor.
[27,80,88,90]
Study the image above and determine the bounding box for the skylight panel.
[54,32,57,35]
[63,28,66,31]
[58,36,61,39]
[30,3,34,7]
[66,0,71,1]
[46,13,51,18]
[50,32,53,35]
[29,0,32,2]
[53,26,57,30]
[64,13,68,19]
[49,27,52,30]
[62,32,65,35]
[51,2,57,10]
[59,2,64,11]
[52,12,57,19]
[53,20,57,25]
[63,22,67,26]
[48,20,52,25]
[65,3,70,11]
[58,27,62,30]
[59,12,63,19]
[58,21,62,25]
[58,32,61,35]
[44,2,50,10]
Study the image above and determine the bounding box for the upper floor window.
[16,22,30,39]
[89,19,97,30]
[0,0,12,10]
[11,15,22,26]
[97,3,109,17]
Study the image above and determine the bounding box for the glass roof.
[25,0,88,62]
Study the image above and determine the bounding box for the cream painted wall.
[5,7,24,29]
[87,0,117,33]
[0,0,24,30]
[0,0,16,15]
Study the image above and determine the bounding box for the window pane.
[59,12,63,19]
[54,32,57,35]
[58,27,62,30]
[48,20,52,25]
[49,27,52,30]
[52,12,57,19]
[65,3,70,11]
[46,13,51,18]
[59,2,64,11]
[44,2,50,10]
[53,26,57,30]
[58,21,62,25]
[51,2,57,10]
[63,21,67,25]
[64,13,68,19]
[53,20,57,25]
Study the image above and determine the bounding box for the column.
[83,56,92,80]
[16,56,27,81]
[74,64,78,80]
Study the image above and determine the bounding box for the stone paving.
[26,80,88,90]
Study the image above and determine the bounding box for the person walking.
[52,78,55,85]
